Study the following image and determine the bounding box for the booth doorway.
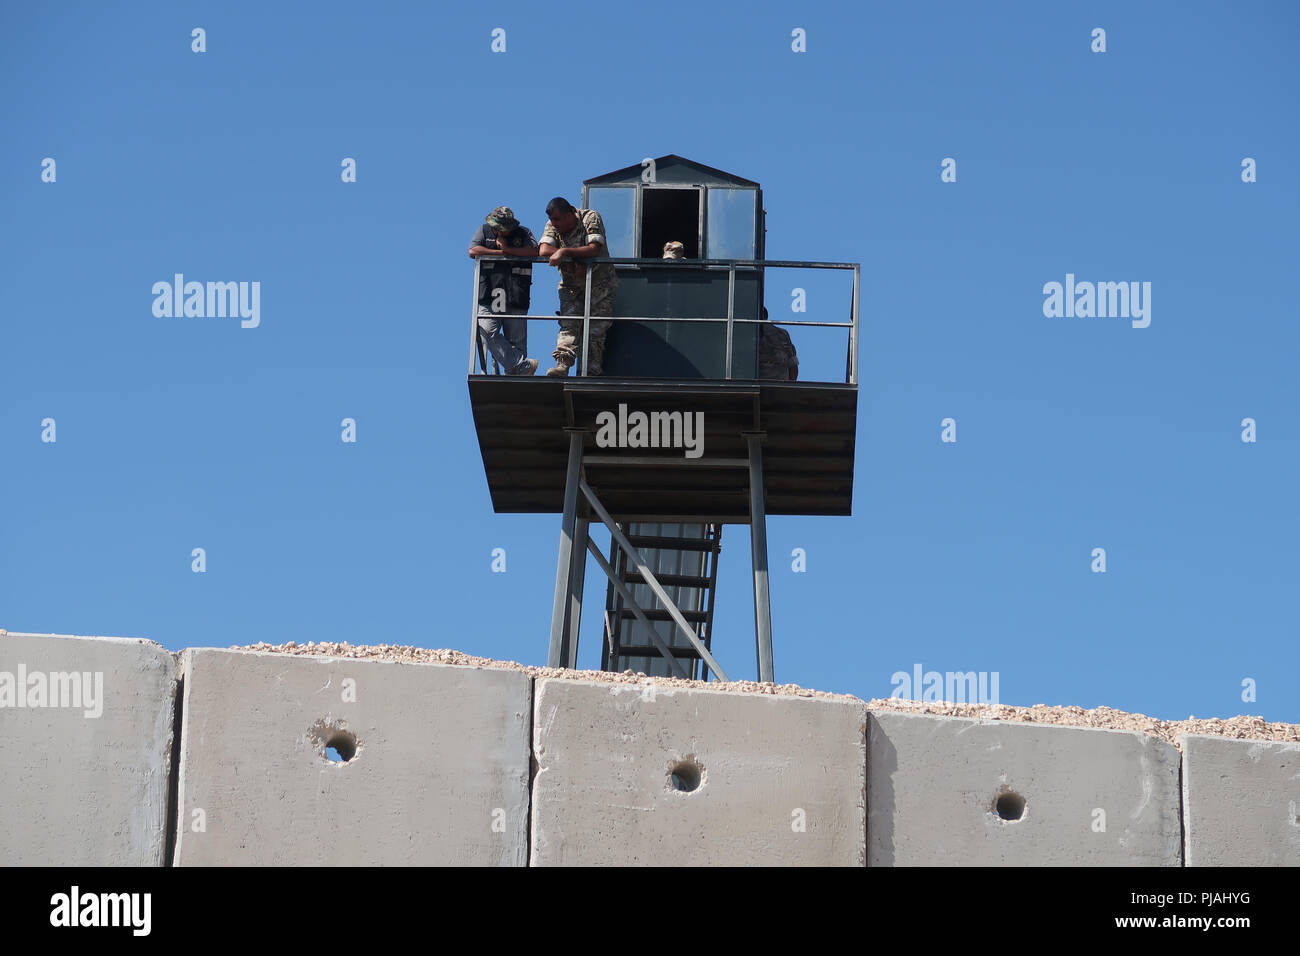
[640,188,700,258]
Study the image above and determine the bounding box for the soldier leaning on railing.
[538,197,620,377]
[468,205,541,376]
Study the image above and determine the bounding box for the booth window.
[706,188,757,259]
[586,187,636,257]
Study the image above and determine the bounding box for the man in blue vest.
[468,206,540,375]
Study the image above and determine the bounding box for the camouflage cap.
[486,206,519,231]
[662,241,686,259]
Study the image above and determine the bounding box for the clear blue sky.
[3,2,1296,724]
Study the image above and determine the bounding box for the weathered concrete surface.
[0,632,177,866]
[174,648,530,866]
[530,678,867,866]
[1181,734,1300,866]
[869,711,1182,866]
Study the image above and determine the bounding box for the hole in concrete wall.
[325,730,357,763]
[669,759,703,793]
[993,789,1026,821]
[308,719,359,764]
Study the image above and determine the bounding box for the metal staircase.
[601,523,722,680]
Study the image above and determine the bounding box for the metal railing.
[467,256,860,384]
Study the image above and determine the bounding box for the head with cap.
[662,241,686,260]
[485,205,519,235]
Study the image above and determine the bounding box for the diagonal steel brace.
[586,539,690,680]
[579,478,731,682]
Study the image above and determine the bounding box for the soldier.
[758,307,799,381]
[468,206,539,376]
[537,197,620,377]
[662,241,686,259]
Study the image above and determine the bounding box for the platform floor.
[468,376,857,519]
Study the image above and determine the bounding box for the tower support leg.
[564,518,588,669]
[548,430,585,668]
[746,432,774,683]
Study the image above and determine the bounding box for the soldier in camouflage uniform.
[758,307,799,381]
[538,197,620,376]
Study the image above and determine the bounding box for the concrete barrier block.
[0,632,178,866]
[174,649,531,866]
[529,678,867,866]
[868,711,1182,866]
[1181,734,1300,866]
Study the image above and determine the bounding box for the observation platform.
[468,376,857,521]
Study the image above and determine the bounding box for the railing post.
[581,260,593,377]
[850,263,860,385]
[468,257,481,375]
[725,265,735,380]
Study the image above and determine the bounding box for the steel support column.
[548,430,585,668]
[563,518,589,669]
[746,432,774,682]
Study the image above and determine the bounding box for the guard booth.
[467,155,859,684]
[583,156,763,379]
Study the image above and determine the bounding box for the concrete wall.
[0,632,177,866]
[530,678,866,866]
[868,711,1183,866]
[1180,734,1300,866]
[2,633,1295,866]
[173,648,531,865]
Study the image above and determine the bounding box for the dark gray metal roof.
[584,154,760,188]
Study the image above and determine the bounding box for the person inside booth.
[758,307,798,381]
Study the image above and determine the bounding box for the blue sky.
[2,1,1297,723]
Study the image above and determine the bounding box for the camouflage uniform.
[540,208,619,376]
[759,321,799,381]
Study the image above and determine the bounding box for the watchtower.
[467,155,858,682]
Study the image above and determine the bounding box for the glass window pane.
[586,187,636,257]
[706,188,757,259]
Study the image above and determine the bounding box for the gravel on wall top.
[231,640,1300,751]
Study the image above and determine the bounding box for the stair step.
[617,608,708,623]
[624,535,718,553]
[623,572,712,589]
[614,645,703,659]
